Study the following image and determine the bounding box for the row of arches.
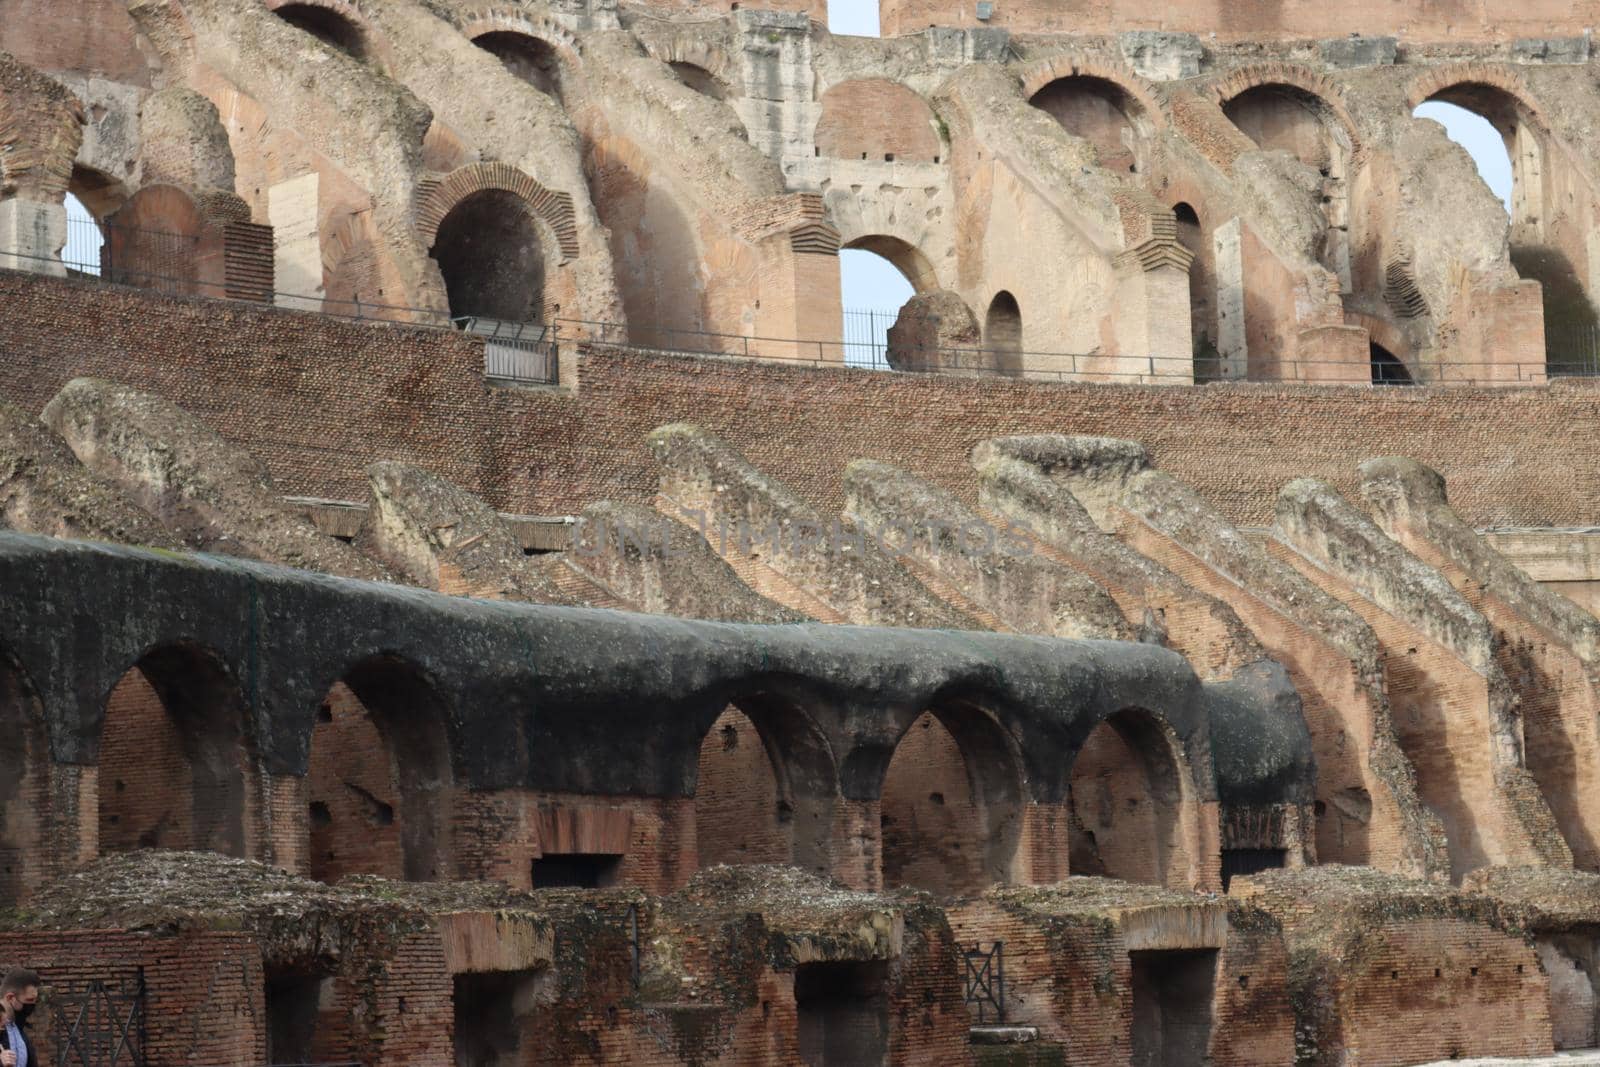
[0,639,1201,902]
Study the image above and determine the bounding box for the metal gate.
[49,974,147,1067]
[962,941,1006,1024]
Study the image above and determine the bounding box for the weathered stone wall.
[7,272,1600,533]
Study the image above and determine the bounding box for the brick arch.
[639,35,733,85]
[416,162,578,261]
[1066,704,1208,891]
[308,653,457,882]
[1406,63,1552,134]
[879,695,1028,894]
[0,55,85,201]
[1210,63,1362,157]
[690,683,842,880]
[97,641,264,861]
[451,5,583,66]
[263,0,393,69]
[1019,54,1167,131]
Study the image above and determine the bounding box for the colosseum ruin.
[4,0,1600,1063]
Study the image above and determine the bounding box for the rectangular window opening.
[1130,949,1218,1067]
[795,960,889,1067]
[531,852,622,888]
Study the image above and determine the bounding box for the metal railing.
[62,214,200,296]
[962,941,1005,1024]
[4,233,1596,388]
[455,316,559,386]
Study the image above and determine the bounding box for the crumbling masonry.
[6,0,1600,1064]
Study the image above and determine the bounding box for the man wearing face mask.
[0,968,39,1067]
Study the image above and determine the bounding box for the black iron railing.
[49,974,147,1067]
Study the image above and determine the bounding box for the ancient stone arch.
[307,653,456,884]
[452,5,584,67]
[1406,63,1551,133]
[416,162,578,262]
[692,684,841,879]
[879,696,1027,895]
[264,0,391,68]
[638,34,734,90]
[1210,62,1363,160]
[1019,54,1167,132]
[1068,705,1206,890]
[97,640,262,861]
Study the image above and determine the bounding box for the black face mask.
[11,1001,32,1024]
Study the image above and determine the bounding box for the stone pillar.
[732,9,815,167]
[269,172,324,311]
[0,198,68,276]
[1214,217,1248,380]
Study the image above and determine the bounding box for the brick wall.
[7,272,1600,535]
[98,668,195,853]
[694,706,791,869]
[881,711,992,895]
[814,79,941,164]
[306,682,406,882]
[0,930,266,1066]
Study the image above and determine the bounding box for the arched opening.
[273,3,369,62]
[0,649,49,902]
[306,656,454,883]
[1415,88,1600,375]
[98,644,259,858]
[1370,341,1414,385]
[62,192,103,277]
[879,704,1023,896]
[984,290,1023,374]
[692,695,836,877]
[1224,84,1352,287]
[1068,708,1194,888]
[1029,76,1143,174]
[840,240,919,369]
[430,190,546,325]
[1174,202,1221,381]
[473,32,563,100]
[670,62,727,102]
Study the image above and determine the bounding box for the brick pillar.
[1018,800,1072,884]
[453,788,539,889]
[266,773,308,875]
[1113,235,1195,383]
[44,762,97,886]
[829,798,882,891]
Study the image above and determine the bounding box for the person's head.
[0,969,38,1024]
